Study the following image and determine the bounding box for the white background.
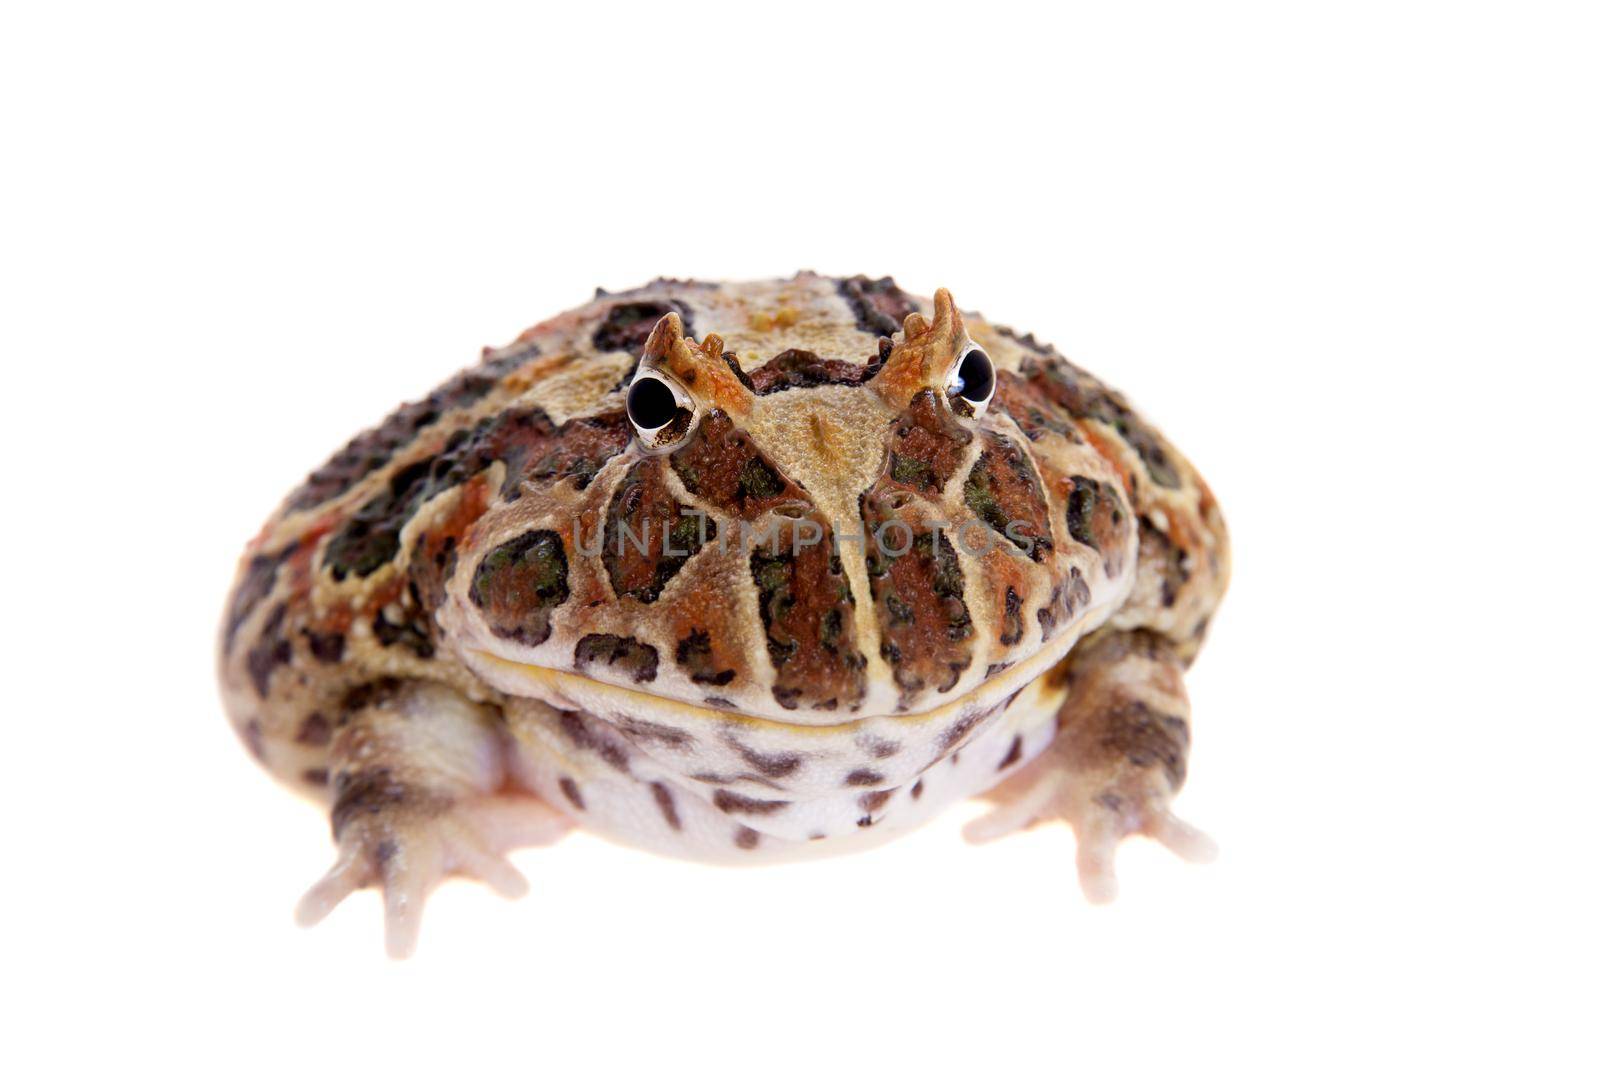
[3,2,1595,1064]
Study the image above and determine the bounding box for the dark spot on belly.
[574,634,659,685]
[996,735,1024,770]
[470,529,569,647]
[616,715,694,750]
[558,777,586,810]
[938,704,999,756]
[557,709,633,772]
[859,788,895,813]
[650,782,682,830]
[837,275,918,337]
[712,790,790,816]
[728,738,804,778]
[911,779,925,800]
[734,827,761,850]
[302,768,329,787]
[861,736,901,759]
[845,768,884,787]
[745,347,884,393]
[602,458,716,604]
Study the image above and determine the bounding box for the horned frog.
[219,273,1229,957]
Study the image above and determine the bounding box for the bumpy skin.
[219,273,1229,955]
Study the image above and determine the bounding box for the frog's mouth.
[462,637,1074,740]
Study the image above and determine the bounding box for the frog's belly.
[499,677,1063,863]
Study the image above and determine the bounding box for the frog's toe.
[295,793,568,959]
[963,759,1216,904]
[1070,792,1218,904]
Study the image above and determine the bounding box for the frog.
[218,273,1230,957]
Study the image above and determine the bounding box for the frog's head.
[457,284,1135,732]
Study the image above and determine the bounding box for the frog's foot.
[964,751,1215,902]
[296,792,570,958]
[963,629,1215,903]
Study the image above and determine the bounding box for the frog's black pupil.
[627,377,678,430]
[956,348,994,404]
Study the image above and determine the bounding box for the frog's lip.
[461,639,1073,736]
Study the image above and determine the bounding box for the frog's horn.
[870,288,970,408]
[641,313,753,414]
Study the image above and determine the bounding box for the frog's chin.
[461,641,1073,737]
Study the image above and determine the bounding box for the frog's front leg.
[965,629,1216,902]
[294,680,571,958]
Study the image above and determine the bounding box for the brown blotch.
[676,628,737,686]
[1037,566,1092,638]
[845,768,885,787]
[669,410,808,520]
[245,603,292,698]
[837,275,918,337]
[911,779,925,800]
[880,390,972,497]
[594,299,693,354]
[558,776,586,810]
[574,633,659,685]
[302,768,329,787]
[962,431,1054,563]
[746,347,884,394]
[285,344,538,514]
[1002,357,1182,490]
[860,490,973,698]
[734,827,761,850]
[331,768,447,839]
[470,529,569,647]
[999,587,1024,645]
[304,629,346,664]
[603,458,715,604]
[750,520,867,712]
[1099,701,1190,789]
[996,735,1024,771]
[295,712,331,747]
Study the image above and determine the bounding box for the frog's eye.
[626,370,695,451]
[946,343,995,418]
